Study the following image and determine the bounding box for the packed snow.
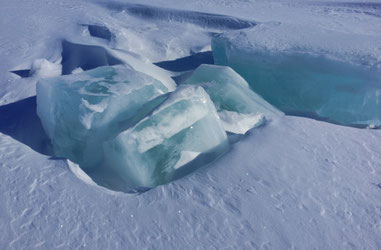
[0,0,381,248]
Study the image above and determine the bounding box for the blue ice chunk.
[104,86,229,188]
[212,22,381,127]
[36,65,171,168]
[183,64,282,134]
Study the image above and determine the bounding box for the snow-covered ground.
[1,0,380,248]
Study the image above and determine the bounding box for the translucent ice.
[212,22,381,127]
[183,64,282,134]
[104,86,229,188]
[218,110,265,135]
[36,65,171,168]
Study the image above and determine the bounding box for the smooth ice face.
[183,64,282,134]
[212,22,381,127]
[36,65,171,168]
[104,86,229,188]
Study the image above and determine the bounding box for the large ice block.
[212,22,381,127]
[183,64,282,134]
[37,65,171,168]
[104,86,229,188]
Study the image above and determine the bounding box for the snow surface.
[1,0,381,248]
[1,117,381,248]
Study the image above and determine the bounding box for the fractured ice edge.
[37,65,171,169]
[182,64,283,134]
[103,86,229,189]
[37,64,277,191]
[212,22,381,127]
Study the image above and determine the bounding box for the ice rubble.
[37,65,171,168]
[183,64,283,134]
[104,86,228,188]
[212,22,381,127]
[37,63,280,190]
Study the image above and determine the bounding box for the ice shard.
[183,64,282,134]
[36,65,171,168]
[212,22,381,127]
[104,86,229,188]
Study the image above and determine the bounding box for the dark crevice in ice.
[171,71,193,85]
[154,51,214,72]
[114,93,171,135]
[101,2,257,30]
[0,96,53,155]
[61,40,123,75]
[83,24,113,41]
[10,69,31,78]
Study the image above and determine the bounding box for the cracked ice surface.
[37,65,171,168]
[183,64,283,134]
[1,0,381,248]
[104,85,229,188]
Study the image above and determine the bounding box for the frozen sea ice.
[37,65,171,168]
[212,22,381,127]
[183,64,282,134]
[104,85,229,188]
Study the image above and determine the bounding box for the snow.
[1,116,381,248]
[29,59,62,78]
[1,0,381,248]
[213,21,381,67]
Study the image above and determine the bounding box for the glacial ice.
[36,65,171,168]
[103,86,229,188]
[183,64,282,134]
[212,22,381,127]
[218,111,265,135]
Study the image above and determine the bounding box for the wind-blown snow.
[1,116,381,248]
[0,0,381,248]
